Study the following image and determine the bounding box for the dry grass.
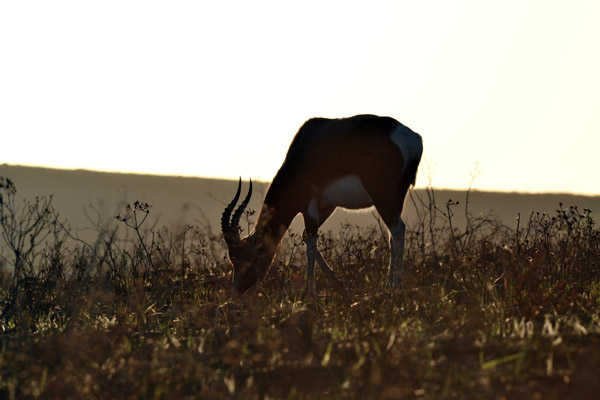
[1,179,599,399]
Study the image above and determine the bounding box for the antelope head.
[221,179,271,294]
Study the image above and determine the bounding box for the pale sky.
[1,1,599,194]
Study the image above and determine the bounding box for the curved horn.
[221,178,242,243]
[230,178,252,236]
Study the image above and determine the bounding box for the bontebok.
[221,114,423,295]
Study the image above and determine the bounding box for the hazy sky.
[1,1,599,194]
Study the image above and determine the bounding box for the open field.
[1,166,600,399]
[2,163,600,236]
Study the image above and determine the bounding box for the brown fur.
[224,114,423,294]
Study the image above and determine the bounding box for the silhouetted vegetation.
[1,178,599,399]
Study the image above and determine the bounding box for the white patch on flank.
[390,125,423,170]
[321,175,373,210]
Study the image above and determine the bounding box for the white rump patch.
[321,175,373,210]
[390,125,423,171]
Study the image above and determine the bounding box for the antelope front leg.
[315,249,334,280]
[315,249,344,291]
[305,234,318,297]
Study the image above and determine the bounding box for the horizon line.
[2,162,599,198]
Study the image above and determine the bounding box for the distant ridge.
[1,164,599,242]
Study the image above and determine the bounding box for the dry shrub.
[0,180,599,399]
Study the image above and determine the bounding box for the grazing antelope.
[221,114,423,295]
